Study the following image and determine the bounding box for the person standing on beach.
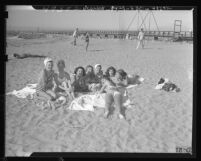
[72,28,79,46]
[85,32,90,51]
[136,28,145,49]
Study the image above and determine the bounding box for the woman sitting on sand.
[54,60,74,101]
[100,73,126,120]
[94,64,103,82]
[105,66,116,81]
[84,65,102,92]
[36,57,57,109]
[71,66,89,96]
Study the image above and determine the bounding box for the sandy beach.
[5,36,193,155]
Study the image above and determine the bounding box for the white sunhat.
[44,57,53,66]
[94,64,101,69]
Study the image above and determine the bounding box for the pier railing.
[7,30,193,41]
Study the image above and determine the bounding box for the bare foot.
[48,100,56,110]
[104,110,113,119]
[104,110,109,118]
[119,113,126,120]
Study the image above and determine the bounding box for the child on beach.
[36,57,57,110]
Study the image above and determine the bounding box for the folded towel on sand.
[155,78,181,92]
[6,84,37,98]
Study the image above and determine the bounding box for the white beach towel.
[6,84,37,99]
[7,83,135,111]
[68,92,132,112]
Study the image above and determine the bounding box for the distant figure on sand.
[36,57,57,109]
[13,53,46,59]
[72,28,79,46]
[85,32,90,51]
[136,28,145,49]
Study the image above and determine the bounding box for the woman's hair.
[116,69,127,80]
[74,66,86,76]
[85,65,94,73]
[105,66,116,77]
[57,60,65,67]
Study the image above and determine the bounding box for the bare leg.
[114,92,126,119]
[46,90,57,110]
[46,90,57,100]
[36,90,52,100]
[36,90,56,110]
[104,93,114,118]
[141,40,144,49]
[86,42,89,51]
[136,40,140,49]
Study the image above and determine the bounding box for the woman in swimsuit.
[54,60,74,100]
[36,57,57,109]
[85,32,89,51]
[71,66,88,96]
[94,64,103,82]
[84,65,101,92]
[105,66,116,81]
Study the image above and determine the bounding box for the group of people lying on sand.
[36,57,142,119]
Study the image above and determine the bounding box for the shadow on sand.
[88,49,104,52]
[142,47,153,50]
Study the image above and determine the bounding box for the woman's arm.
[99,84,107,93]
[37,70,47,91]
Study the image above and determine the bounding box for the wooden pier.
[7,30,193,41]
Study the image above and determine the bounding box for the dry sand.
[6,36,193,155]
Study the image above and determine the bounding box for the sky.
[6,6,193,31]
